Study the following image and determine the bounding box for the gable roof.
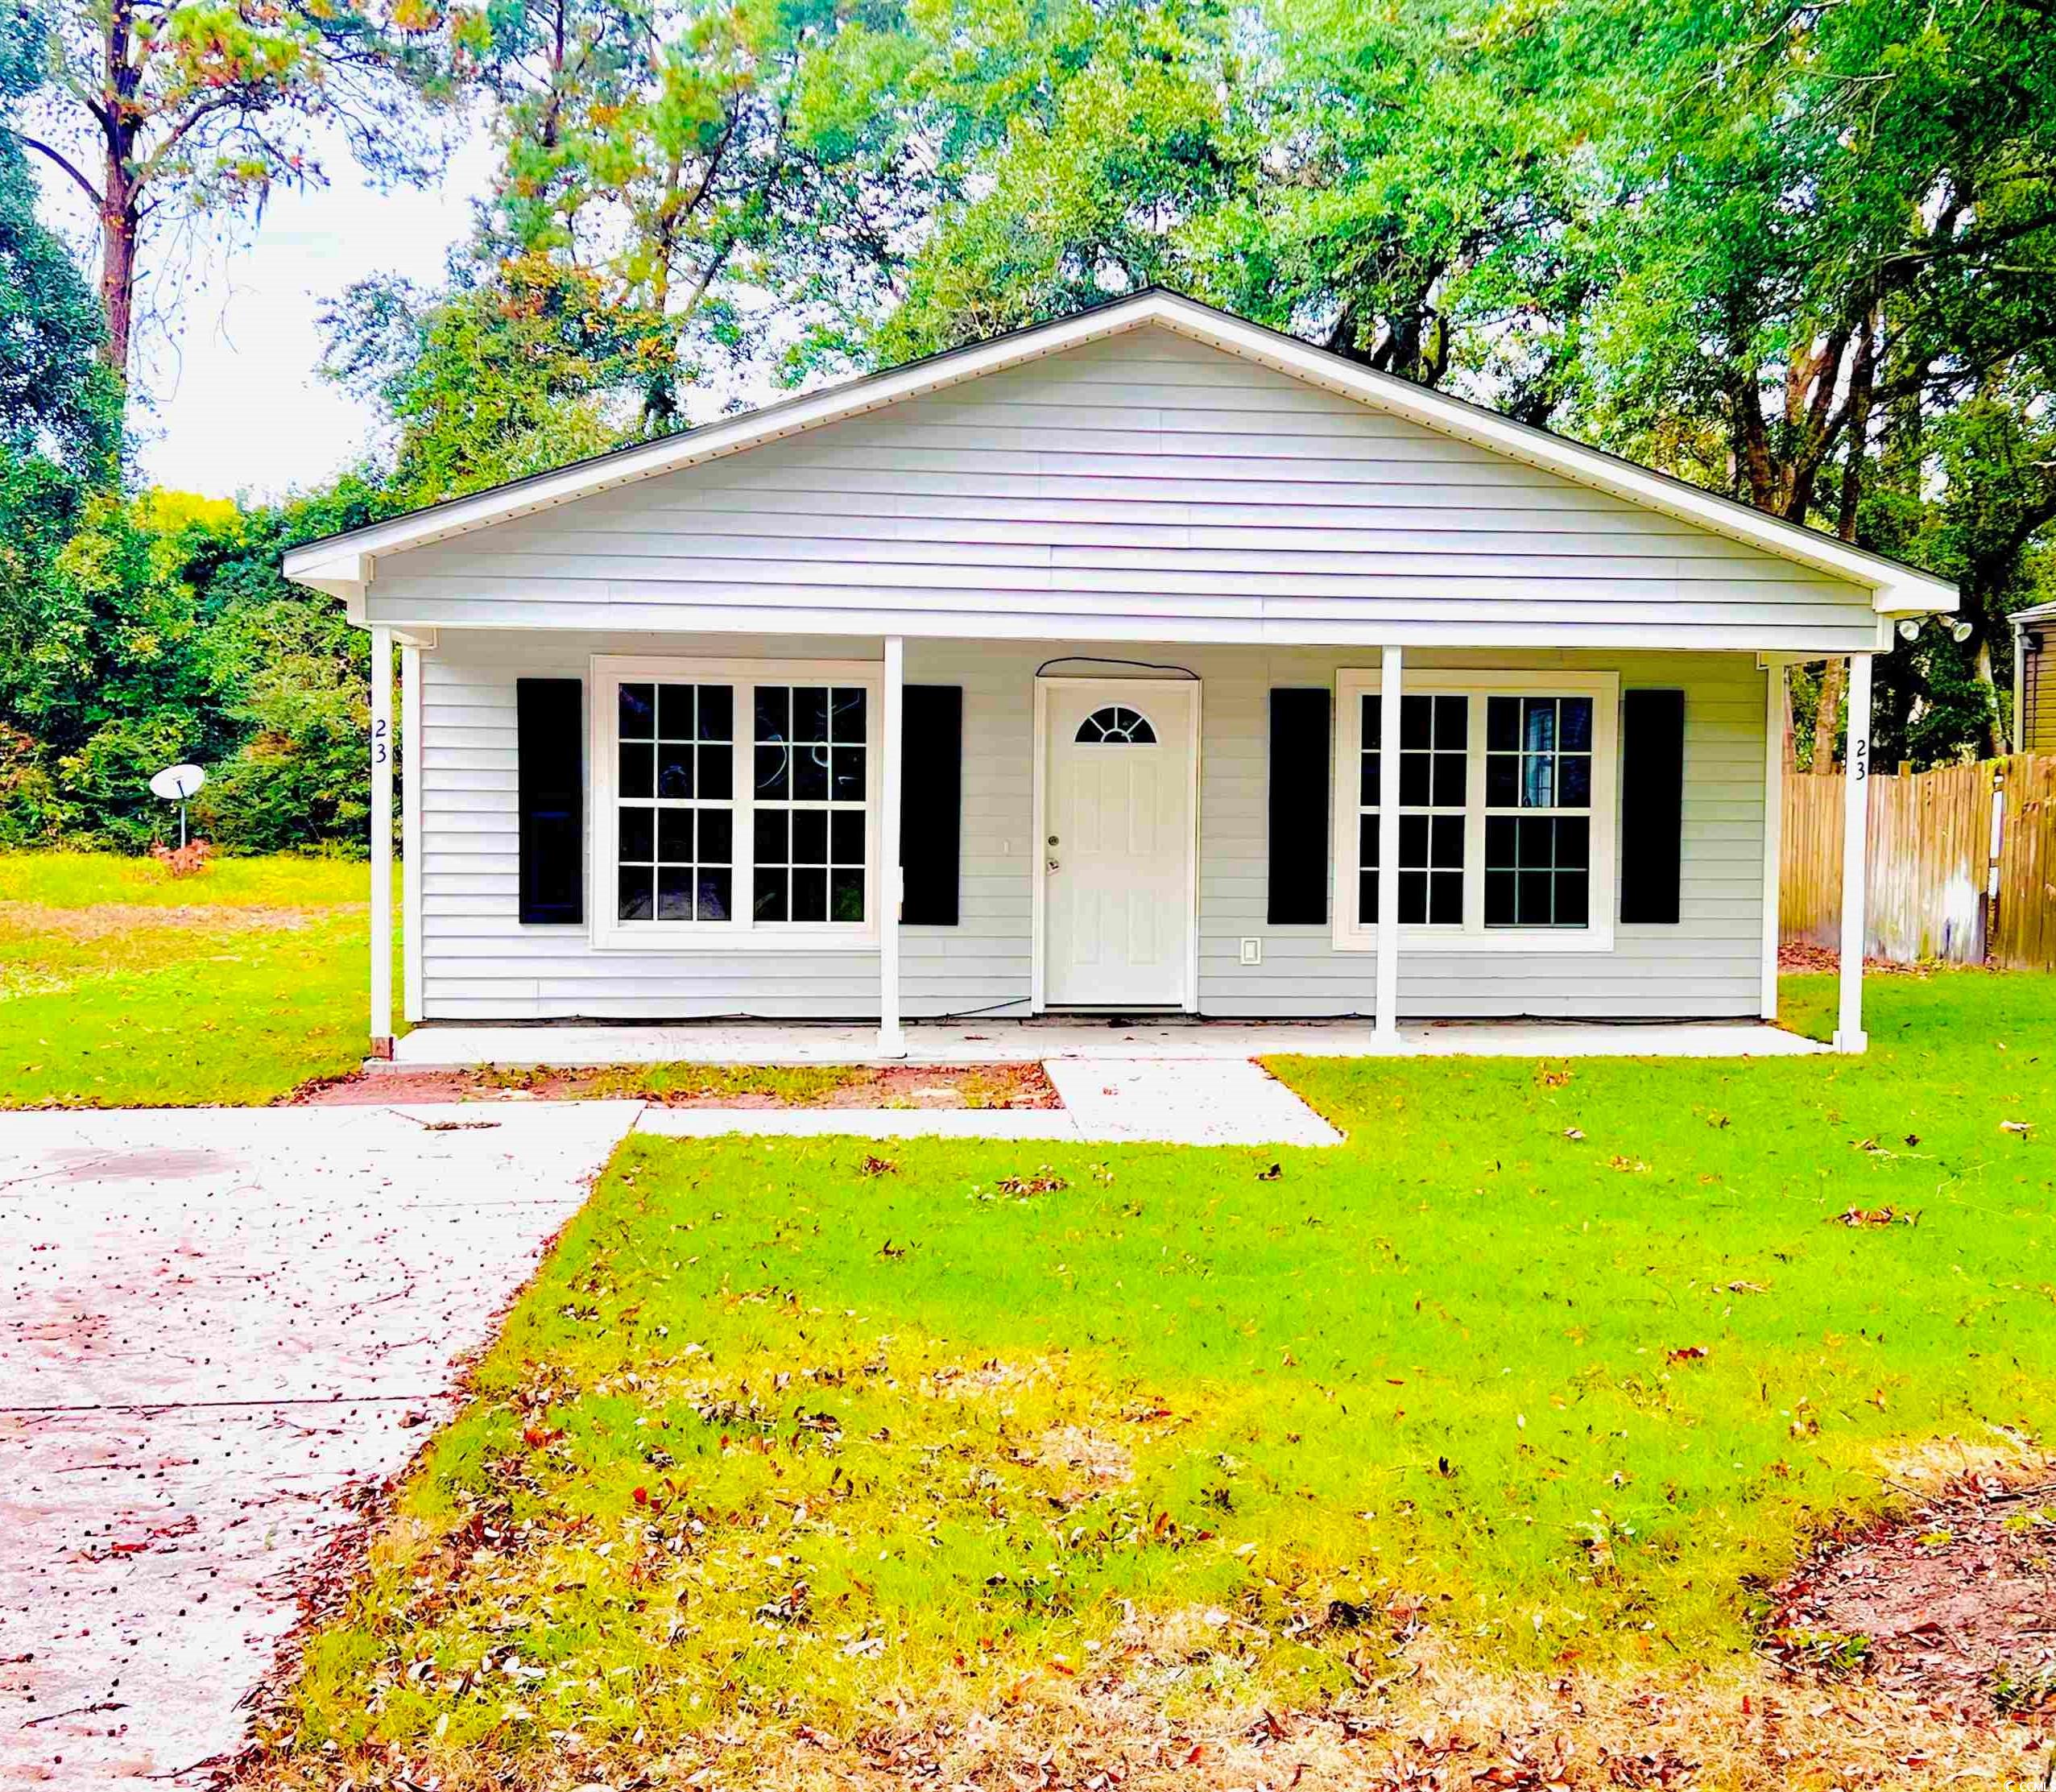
[285,288,1955,618]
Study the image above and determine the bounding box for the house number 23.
[371,717,390,765]
[1850,735,1867,781]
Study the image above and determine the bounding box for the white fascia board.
[283,288,1959,618]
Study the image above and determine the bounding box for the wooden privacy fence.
[1781,754,2056,966]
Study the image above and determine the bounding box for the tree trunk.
[1812,657,1845,773]
[1975,636,2007,759]
[1835,308,1880,542]
[96,0,141,378]
[98,180,138,376]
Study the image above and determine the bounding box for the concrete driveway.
[0,1104,638,1785]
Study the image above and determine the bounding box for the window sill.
[1332,925,1619,955]
[589,925,880,954]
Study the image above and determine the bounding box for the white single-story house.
[284,289,1957,1058]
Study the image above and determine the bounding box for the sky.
[35,122,501,503]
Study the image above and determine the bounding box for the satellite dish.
[150,764,205,801]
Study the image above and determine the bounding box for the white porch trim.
[1760,661,1785,1021]
[383,1016,1828,1070]
[369,624,395,1057]
[401,639,424,1024]
[879,635,906,1057]
[1834,652,1873,1053]
[1374,644,1402,1039]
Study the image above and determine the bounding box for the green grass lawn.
[0,851,391,1106]
[255,970,2056,1791]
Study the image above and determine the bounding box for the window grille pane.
[698,684,732,741]
[1359,693,1381,806]
[697,867,732,923]
[657,866,694,921]
[618,681,739,926]
[792,867,828,922]
[833,686,867,743]
[795,685,829,744]
[831,747,864,802]
[620,683,656,740]
[1076,704,1157,743]
[1483,810,1590,928]
[748,681,868,925]
[618,866,653,922]
[658,682,694,741]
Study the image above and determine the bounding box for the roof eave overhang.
[283,291,1959,619]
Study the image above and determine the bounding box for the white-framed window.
[590,656,883,951]
[1333,669,1620,952]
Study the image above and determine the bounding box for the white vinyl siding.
[367,328,1880,655]
[415,632,1767,1022]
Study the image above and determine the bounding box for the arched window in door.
[1074,705,1158,744]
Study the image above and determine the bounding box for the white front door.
[1042,680,1197,1008]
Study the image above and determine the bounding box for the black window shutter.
[1268,687,1332,925]
[900,684,962,925]
[517,678,584,925]
[1620,688,1686,925]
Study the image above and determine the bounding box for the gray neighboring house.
[284,289,1958,1057]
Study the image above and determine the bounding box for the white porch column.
[401,639,424,1024]
[879,635,906,1058]
[1761,660,1786,1020]
[369,624,395,1058]
[1375,643,1403,1040]
[1834,652,1873,1053]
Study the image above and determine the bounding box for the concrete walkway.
[639,1057,1342,1147]
[391,1016,1823,1069]
[0,1104,635,1785]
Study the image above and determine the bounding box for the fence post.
[1987,763,2006,962]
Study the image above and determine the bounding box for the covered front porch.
[362,628,1876,1062]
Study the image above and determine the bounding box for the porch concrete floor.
[387,1016,1825,1070]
